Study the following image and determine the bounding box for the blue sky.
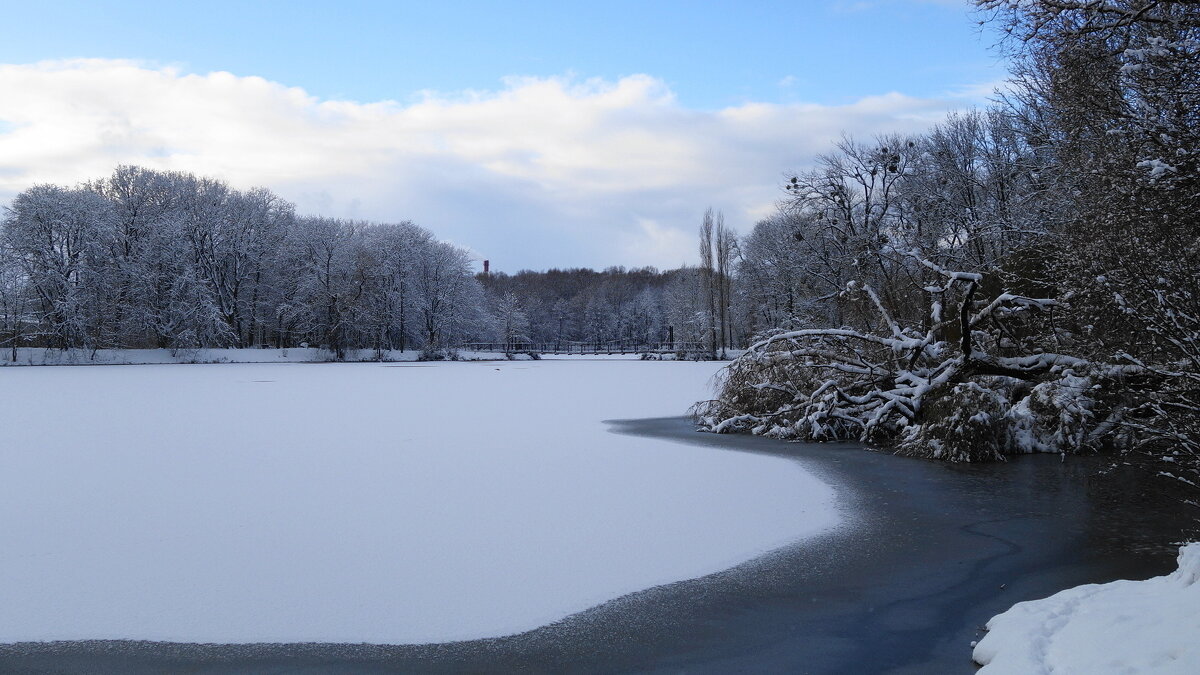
[0,0,1006,271]
[0,0,1000,107]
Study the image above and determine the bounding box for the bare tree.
[699,209,718,358]
[715,213,735,357]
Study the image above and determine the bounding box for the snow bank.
[973,543,1200,674]
[0,347,531,366]
[0,360,840,645]
[0,348,686,366]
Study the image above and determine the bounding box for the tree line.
[0,167,741,360]
[0,166,486,359]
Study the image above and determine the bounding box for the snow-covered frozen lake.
[0,358,839,645]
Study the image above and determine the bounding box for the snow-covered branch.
[695,257,1098,462]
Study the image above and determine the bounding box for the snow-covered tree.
[492,291,532,355]
[412,241,486,357]
[978,0,1200,497]
[1,185,114,349]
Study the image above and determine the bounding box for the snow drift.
[973,543,1200,674]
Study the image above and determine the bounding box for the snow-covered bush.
[418,347,459,361]
[505,351,540,361]
[1003,370,1132,455]
[896,381,1011,462]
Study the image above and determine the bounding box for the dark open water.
[2,417,1194,674]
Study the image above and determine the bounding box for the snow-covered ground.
[974,543,1200,674]
[0,359,840,644]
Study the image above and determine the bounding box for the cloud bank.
[0,59,973,270]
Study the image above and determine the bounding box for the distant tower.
[483,260,490,276]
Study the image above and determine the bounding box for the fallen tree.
[694,254,1139,462]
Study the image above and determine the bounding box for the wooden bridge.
[458,341,710,356]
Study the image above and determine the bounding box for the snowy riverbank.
[0,347,740,366]
[0,359,839,645]
[0,347,525,366]
[974,542,1200,674]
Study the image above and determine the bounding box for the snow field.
[0,359,840,644]
[974,543,1200,674]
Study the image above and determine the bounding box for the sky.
[0,0,1007,272]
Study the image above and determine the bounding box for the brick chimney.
[483,260,490,275]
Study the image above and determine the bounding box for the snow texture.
[0,359,840,645]
[974,543,1200,674]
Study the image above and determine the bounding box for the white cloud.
[0,59,974,270]
[621,218,696,270]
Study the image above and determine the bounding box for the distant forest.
[478,214,738,355]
